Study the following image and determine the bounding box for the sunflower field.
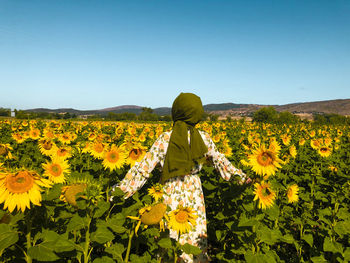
[0,119,349,263]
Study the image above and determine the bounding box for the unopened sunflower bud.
[64,183,87,207]
[141,203,167,225]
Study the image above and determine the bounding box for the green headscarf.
[161,93,208,184]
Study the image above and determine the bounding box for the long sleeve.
[111,132,168,199]
[202,132,247,183]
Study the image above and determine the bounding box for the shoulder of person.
[198,129,210,139]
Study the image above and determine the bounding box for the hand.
[245,177,252,184]
[239,176,252,185]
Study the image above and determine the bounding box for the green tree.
[277,111,300,124]
[138,107,158,121]
[0,108,11,117]
[252,107,278,123]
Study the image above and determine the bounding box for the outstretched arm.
[202,132,248,183]
[110,133,167,199]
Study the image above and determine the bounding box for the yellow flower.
[287,184,299,203]
[58,132,73,145]
[53,146,72,160]
[318,146,332,157]
[43,157,70,183]
[38,139,57,156]
[0,170,51,213]
[324,137,332,147]
[141,203,167,225]
[280,134,291,146]
[127,203,167,236]
[240,159,250,167]
[269,138,281,153]
[148,184,164,202]
[29,128,41,140]
[248,144,282,178]
[167,205,197,235]
[126,143,147,167]
[328,166,338,172]
[253,181,276,209]
[310,139,321,150]
[102,145,126,171]
[43,129,56,140]
[0,144,13,159]
[289,145,297,158]
[12,132,26,143]
[89,141,106,159]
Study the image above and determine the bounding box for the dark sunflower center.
[320,147,328,153]
[129,149,141,160]
[43,141,52,150]
[262,187,271,197]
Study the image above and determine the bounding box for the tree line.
[4,106,350,124]
[252,106,350,125]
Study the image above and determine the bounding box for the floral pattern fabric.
[112,130,246,262]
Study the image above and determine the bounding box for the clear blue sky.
[1,0,349,110]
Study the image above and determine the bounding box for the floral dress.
[112,130,246,263]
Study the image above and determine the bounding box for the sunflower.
[318,146,332,158]
[280,134,291,146]
[167,205,198,235]
[309,130,316,137]
[248,144,282,178]
[22,121,29,127]
[289,145,297,158]
[0,144,13,159]
[268,139,281,153]
[12,132,26,143]
[43,129,56,140]
[102,145,126,171]
[58,132,73,145]
[0,170,51,213]
[53,146,72,160]
[286,184,299,203]
[139,133,146,142]
[89,141,106,159]
[222,144,233,157]
[29,128,41,140]
[38,139,57,156]
[127,203,167,236]
[240,159,250,167]
[60,183,87,207]
[299,138,306,146]
[148,184,164,202]
[213,134,221,143]
[126,144,147,167]
[328,166,338,172]
[253,181,276,209]
[42,157,70,183]
[324,137,332,147]
[87,132,97,141]
[310,139,321,150]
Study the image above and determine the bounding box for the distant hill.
[275,99,350,115]
[21,98,350,118]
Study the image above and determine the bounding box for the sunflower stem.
[124,223,135,263]
[83,216,92,263]
[174,247,178,263]
[25,214,32,263]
